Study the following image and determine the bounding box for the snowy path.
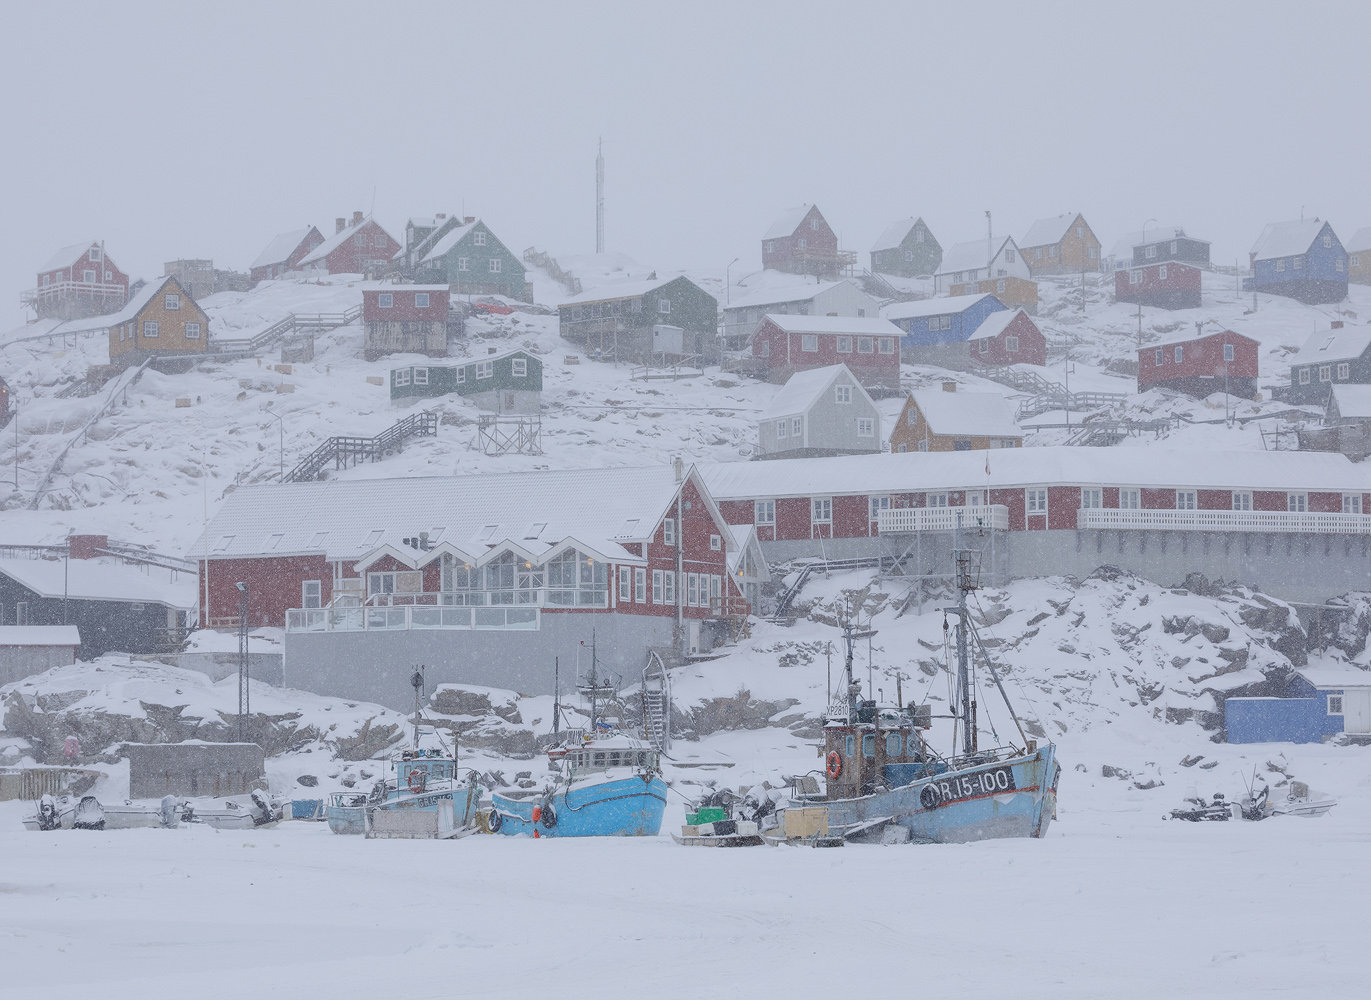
[1,805,1365,999]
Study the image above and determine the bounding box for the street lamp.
[1137,218,1156,347]
[725,257,740,305]
[265,408,285,481]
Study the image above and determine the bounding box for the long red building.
[1137,329,1259,399]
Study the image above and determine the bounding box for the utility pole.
[985,210,992,276]
[266,408,284,481]
[236,582,249,742]
[595,137,605,254]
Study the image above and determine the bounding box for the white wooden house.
[757,363,881,459]
[722,278,878,348]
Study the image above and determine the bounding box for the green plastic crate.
[693,807,727,825]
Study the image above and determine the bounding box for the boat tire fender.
[540,804,557,829]
[825,751,842,780]
[487,809,503,833]
[920,784,940,810]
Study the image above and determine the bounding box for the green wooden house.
[391,349,542,413]
[870,218,942,278]
[557,275,720,364]
[413,218,528,301]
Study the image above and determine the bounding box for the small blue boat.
[326,790,371,835]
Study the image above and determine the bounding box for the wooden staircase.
[283,411,438,483]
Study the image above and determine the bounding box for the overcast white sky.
[2,1,1368,325]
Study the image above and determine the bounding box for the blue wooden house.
[1247,219,1348,305]
[880,293,1006,347]
[1225,662,1371,742]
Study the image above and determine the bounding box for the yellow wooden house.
[108,275,210,367]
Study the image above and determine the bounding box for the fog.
[1,0,1367,319]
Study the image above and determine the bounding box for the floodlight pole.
[236,582,250,741]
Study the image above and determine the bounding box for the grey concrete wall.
[283,613,677,708]
[0,646,75,685]
[127,742,265,799]
[171,652,284,686]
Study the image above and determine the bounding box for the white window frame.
[1299,367,1311,385]
[1174,346,1183,364]
[476,361,494,379]
[652,569,664,604]
[489,258,501,273]
[927,492,949,508]
[1026,488,1047,514]
[812,498,832,523]
[89,247,102,262]
[620,566,633,602]
[664,571,675,604]
[979,338,990,354]
[143,320,159,338]
[1081,487,1102,509]
[996,279,1006,293]
[377,292,393,308]
[512,358,528,377]
[1120,488,1141,510]
[801,334,819,352]
[1276,259,1286,272]
[1154,349,1164,367]
[1177,490,1197,510]
[836,336,852,353]
[1006,335,1019,353]
[1294,256,1304,270]
[1288,492,1307,513]
[1328,694,1344,715]
[792,416,803,437]
[710,534,721,551]
[413,367,428,386]
[165,293,180,310]
[1130,269,1142,286]
[1319,365,1331,382]
[810,217,819,231]
[395,368,411,387]
[635,568,647,603]
[869,496,890,519]
[834,385,852,404]
[456,367,467,384]
[857,418,874,437]
[1224,344,1235,362]
[1342,494,1362,514]
[687,573,699,608]
[1158,265,1168,280]
[457,257,470,271]
[1336,257,1345,273]
[755,500,775,525]
[414,292,430,308]
[184,321,201,339]
[1233,491,1252,511]
[1145,245,1157,259]
[1338,362,1350,380]
[473,231,486,246]
[302,580,322,609]
[663,518,675,546]
[776,419,788,440]
[857,336,874,354]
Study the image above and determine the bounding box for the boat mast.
[410,666,424,748]
[842,622,860,724]
[944,516,977,756]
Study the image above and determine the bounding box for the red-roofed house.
[761,205,853,277]
[250,226,325,283]
[298,213,400,276]
[24,241,129,320]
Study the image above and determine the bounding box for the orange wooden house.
[108,275,210,368]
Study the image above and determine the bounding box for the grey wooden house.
[558,275,719,364]
[1286,325,1371,404]
[391,349,542,414]
[756,363,882,459]
[869,217,942,277]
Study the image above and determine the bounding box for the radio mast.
[595,137,605,254]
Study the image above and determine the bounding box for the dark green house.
[413,218,529,301]
[391,349,543,414]
[557,275,719,364]
[869,217,942,278]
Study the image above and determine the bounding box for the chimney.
[1332,320,1344,329]
[352,211,364,227]
[335,217,346,234]
[464,216,475,224]
[436,213,446,220]
[673,456,684,483]
[488,346,497,354]
[942,381,957,392]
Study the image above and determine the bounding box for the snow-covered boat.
[1270,781,1337,818]
[181,790,281,830]
[327,789,375,835]
[21,793,76,831]
[98,795,180,830]
[784,546,1060,845]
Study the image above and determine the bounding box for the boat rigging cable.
[971,592,1047,739]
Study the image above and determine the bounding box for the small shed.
[1286,325,1371,404]
[127,742,267,798]
[889,383,1021,453]
[757,364,881,459]
[1225,662,1371,742]
[1137,329,1258,398]
[363,286,452,361]
[948,274,1039,315]
[1116,261,1203,310]
[0,625,80,684]
[967,309,1047,367]
[869,217,942,278]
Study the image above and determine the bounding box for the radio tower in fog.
[595,137,605,254]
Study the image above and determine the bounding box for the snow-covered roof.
[1021,214,1080,249]
[761,315,901,337]
[0,625,81,647]
[871,218,920,252]
[1298,660,1371,689]
[967,309,1029,342]
[0,558,195,610]
[39,241,98,273]
[935,237,1017,278]
[760,364,869,420]
[911,389,1020,438]
[881,293,997,321]
[1107,225,1185,260]
[1343,227,1371,254]
[251,228,315,270]
[725,524,772,584]
[1292,326,1371,365]
[558,276,677,307]
[419,221,478,264]
[1330,384,1371,420]
[724,279,845,312]
[1250,219,1327,261]
[764,205,813,240]
[186,466,725,567]
[699,447,1371,501]
[299,217,393,266]
[50,275,178,337]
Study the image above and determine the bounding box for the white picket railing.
[878,505,1009,533]
[286,604,540,633]
[1077,508,1371,535]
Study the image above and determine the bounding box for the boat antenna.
[552,656,560,736]
[942,514,977,755]
[410,665,425,748]
[842,621,860,724]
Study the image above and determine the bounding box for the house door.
[1344,689,1371,733]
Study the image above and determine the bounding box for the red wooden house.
[1138,329,1258,398]
[250,226,324,283]
[25,241,129,320]
[1116,261,1202,310]
[297,212,400,276]
[751,315,902,389]
[966,309,1046,366]
[761,205,852,277]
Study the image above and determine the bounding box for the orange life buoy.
[826,750,842,780]
[407,769,426,793]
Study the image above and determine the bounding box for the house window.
[664,571,675,604]
[765,241,774,253]
[378,293,393,308]
[513,358,527,377]
[1145,245,1157,259]
[1293,256,1304,270]
[414,292,430,308]
[1081,488,1102,509]
[635,568,647,602]
[997,279,1006,293]
[709,534,721,552]
[1328,694,1344,715]
[1319,365,1331,382]
[812,498,832,523]
[966,491,983,507]
[1158,265,1167,280]
[456,367,466,384]
[143,321,159,338]
[857,418,874,437]
[801,334,818,352]
[979,338,990,354]
[1130,270,1142,285]
[1224,344,1235,361]
[776,420,788,439]
[1004,248,1015,263]
[1026,489,1047,514]
[1075,226,1084,239]
[302,581,322,609]
[620,566,633,602]
[904,250,914,261]
[1170,241,1178,254]
[857,308,866,317]
[476,361,493,379]
[1034,248,1042,259]
[545,550,605,607]
[1154,349,1164,367]
[857,337,873,353]
[663,518,675,546]
[395,368,411,387]
[1276,259,1286,272]
[836,336,853,353]
[1352,255,1361,267]
[926,492,948,507]
[1120,489,1141,509]
[1323,233,1333,248]
[878,337,894,354]
[458,257,470,271]
[917,440,928,452]
[473,232,486,246]
[1343,494,1362,514]
[797,237,808,250]
[652,570,664,603]
[755,500,775,525]
[792,416,803,437]
[1299,367,1310,385]
[489,258,501,273]
[413,368,428,386]
[1338,362,1350,380]
[1336,258,1345,273]
[165,293,180,310]
[1048,246,1057,258]
[810,217,820,231]
[89,247,102,262]
[1288,493,1307,513]
[15,602,27,626]
[1174,346,1183,364]
[835,385,852,403]
[870,496,890,518]
[687,573,700,608]
[916,230,924,244]
[1177,491,1197,510]
[184,322,201,339]
[83,269,96,282]
[1006,336,1019,353]
[1233,491,1252,511]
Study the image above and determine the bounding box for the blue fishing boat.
[787,545,1060,845]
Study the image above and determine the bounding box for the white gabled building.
[757,363,882,460]
[721,278,879,348]
[934,236,1030,292]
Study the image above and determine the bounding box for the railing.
[522,247,582,296]
[1017,390,1128,421]
[210,305,361,356]
[878,505,1009,533]
[366,589,608,610]
[1077,508,1371,535]
[284,410,438,483]
[286,604,540,632]
[21,280,127,310]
